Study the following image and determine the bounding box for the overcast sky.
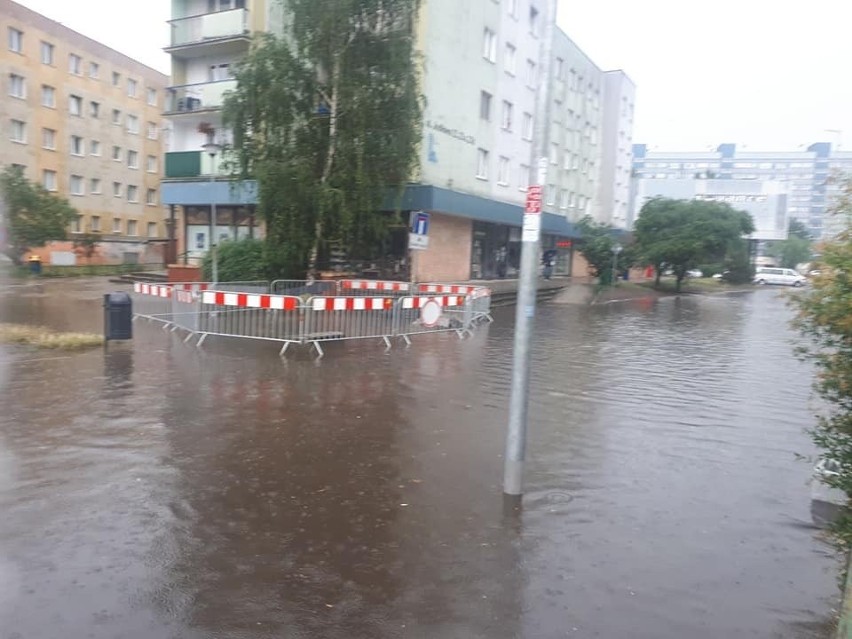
[16,0,852,152]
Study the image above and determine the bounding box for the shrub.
[202,238,266,282]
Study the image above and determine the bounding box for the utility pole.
[504,0,558,497]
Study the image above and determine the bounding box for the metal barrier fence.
[131,279,492,357]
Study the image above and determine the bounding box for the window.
[127,185,138,202]
[497,156,510,185]
[508,0,518,17]
[501,100,513,131]
[147,222,158,237]
[70,175,84,195]
[208,64,232,81]
[147,122,158,140]
[112,182,122,197]
[127,78,137,98]
[10,119,26,143]
[529,6,540,36]
[569,69,577,91]
[147,88,157,106]
[8,28,22,53]
[43,170,57,191]
[90,216,101,232]
[41,41,54,65]
[38,85,57,108]
[127,150,139,168]
[526,59,536,87]
[550,142,559,165]
[90,101,100,118]
[126,114,139,134]
[112,218,122,233]
[127,220,138,236]
[518,164,530,190]
[476,148,489,179]
[90,140,101,156]
[522,112,533,140]
[9,74,25,99]
[112,71,120,86]
[482,28,497,62]
[89,62,99,79]
[69,54,82,75]
[42,128,56,149]
[504,43,516,75]
[71,216,82,233]
[146,189,157,205]
[479,90,492,121]
[112,145,122,161]
[555,57,564,80]
[146,155,158,173]
[69,95,82,116]
[71,135,84,156]
[90,178,101,194]
[546,183,556,206]
[559,189,569,209]
[112,109,121,124]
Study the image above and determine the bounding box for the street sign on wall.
[409,210,430,250]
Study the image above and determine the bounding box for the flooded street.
[0,280,839,638]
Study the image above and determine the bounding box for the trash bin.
[27,255,42,275]
[104,292,133,341]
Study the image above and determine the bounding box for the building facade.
[596,70,635,228]
[161,0,635,280]
[0,0,169,265]
[632,142,851,239]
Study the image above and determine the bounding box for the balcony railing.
[165,151,229,179]
[169,9,249,48]
[165,79,237,114]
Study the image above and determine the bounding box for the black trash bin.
[104,292,133,341]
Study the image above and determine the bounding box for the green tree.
[790,174,852,549]
[767,220,813,269]
[223,0,422,279]
[576,216,616,283]
[0,165,78,265]
[202,237,266,282]
[633,198,755,292]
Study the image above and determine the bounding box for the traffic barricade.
[195,290,304,354]
[270,279,337,297]
[304,296,398,356]
[394,294,469,344]
[132,282,174,324]
[338,279,411,297]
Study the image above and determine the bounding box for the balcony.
[165,79,237,115]
[165,151,228,179]
[166,9,250,59]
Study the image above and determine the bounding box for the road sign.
[525,185,542,214]
[409,233,429,250]
[410,211,430,236]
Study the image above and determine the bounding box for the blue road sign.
[411,211,430,236]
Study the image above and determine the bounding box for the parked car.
[753,267,807,287]
[686,269,703,278]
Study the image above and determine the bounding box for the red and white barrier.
[201,291,299,311]
[417,284,481,295]
[311,297,395,311]
[339,280,410,293]
[133,282,173,297]
[401,295,466,309]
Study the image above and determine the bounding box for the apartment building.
[596,70,635,228]
[0,0,169,265]
[161,0,635,280]
[632,142,850,239]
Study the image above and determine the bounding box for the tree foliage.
[223,0,422,278]
[0,165,78,264]
[790,174,852,548]
[768,219,813,269]
[576,216,630,284]
[202,237,266,282]
[633,198,755,291]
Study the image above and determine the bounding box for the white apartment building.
[596,70,635,228]
[161,0,635,280]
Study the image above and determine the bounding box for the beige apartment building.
[0,0,169,265]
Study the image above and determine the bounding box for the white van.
[753,267,807,287]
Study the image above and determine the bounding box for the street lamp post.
[202,141,222,285]
[611,243,623,285]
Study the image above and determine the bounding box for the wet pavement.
[0,279,840,638]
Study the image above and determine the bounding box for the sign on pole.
[523,185,543,242]
[409,210,430,250]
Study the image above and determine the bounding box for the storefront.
[183,205,258,261]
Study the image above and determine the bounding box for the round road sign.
[420,299,442,327]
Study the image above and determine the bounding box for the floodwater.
[0,279,839,639]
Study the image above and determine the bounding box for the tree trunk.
[654,264,661,288]
[306,56,342,281]
[675,274,683,292]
